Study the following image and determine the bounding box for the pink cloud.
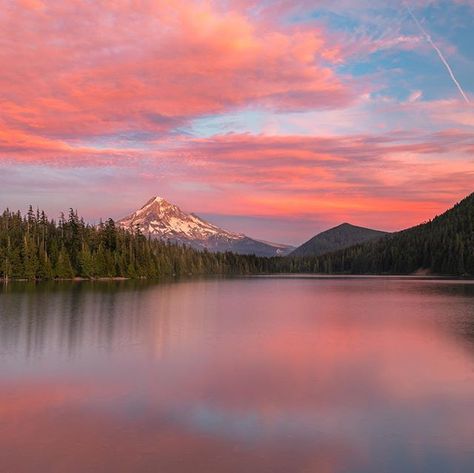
[148,130,473,231]
[0,0,353,147]
[2,124,472,235]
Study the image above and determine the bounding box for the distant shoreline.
[2,273,473,284]
[0,276,131,283]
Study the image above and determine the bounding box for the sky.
[1,0,473,245]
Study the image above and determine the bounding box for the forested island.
[1,192,473,280]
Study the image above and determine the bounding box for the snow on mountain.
[117,196,294,256]
[118,196,242,241]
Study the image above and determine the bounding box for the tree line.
[0,207,269,280]
[1,192,472,280]
[275,193,474,276]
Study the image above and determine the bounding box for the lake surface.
[1,276,474,473]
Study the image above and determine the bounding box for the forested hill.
[291,223,387,257]
[0,208,268,280]
[286,193,474,276]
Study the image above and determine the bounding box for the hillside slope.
[291,223,387,257]
[304,193,474,275]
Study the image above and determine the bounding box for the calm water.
[1,277,474,473]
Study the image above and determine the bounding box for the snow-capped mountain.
[117,196,293,256]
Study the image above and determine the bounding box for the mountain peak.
[149,195,166,204]
[331,222,377,233]
[141,196,170,208]
[119,196,230,239]
[117,196,293,256]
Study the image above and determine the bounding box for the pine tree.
[23,236,39,280]
[54,247,74,279]
[78,243,95,278]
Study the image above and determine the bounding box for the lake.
[1,276,474,472]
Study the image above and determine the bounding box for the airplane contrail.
[406,5,470,103]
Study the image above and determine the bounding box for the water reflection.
[1,277,474,472]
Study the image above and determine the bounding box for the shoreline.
[0,276,132,283]
[1,273,473,284]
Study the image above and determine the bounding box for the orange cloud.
[2,127,472,234]
[167,131,474,224]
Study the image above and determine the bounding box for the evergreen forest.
[1,192,473,280]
